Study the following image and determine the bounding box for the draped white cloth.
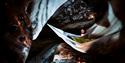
[47,2,122,53]
[30,0,122,53]
[30,0,67,40]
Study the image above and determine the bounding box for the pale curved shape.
[47,2,122,53]
[30,0,67,40]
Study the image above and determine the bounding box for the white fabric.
[47,24,87,53]
[47,2,122,53]
[88,2,122,36]
[30,0,67,40]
